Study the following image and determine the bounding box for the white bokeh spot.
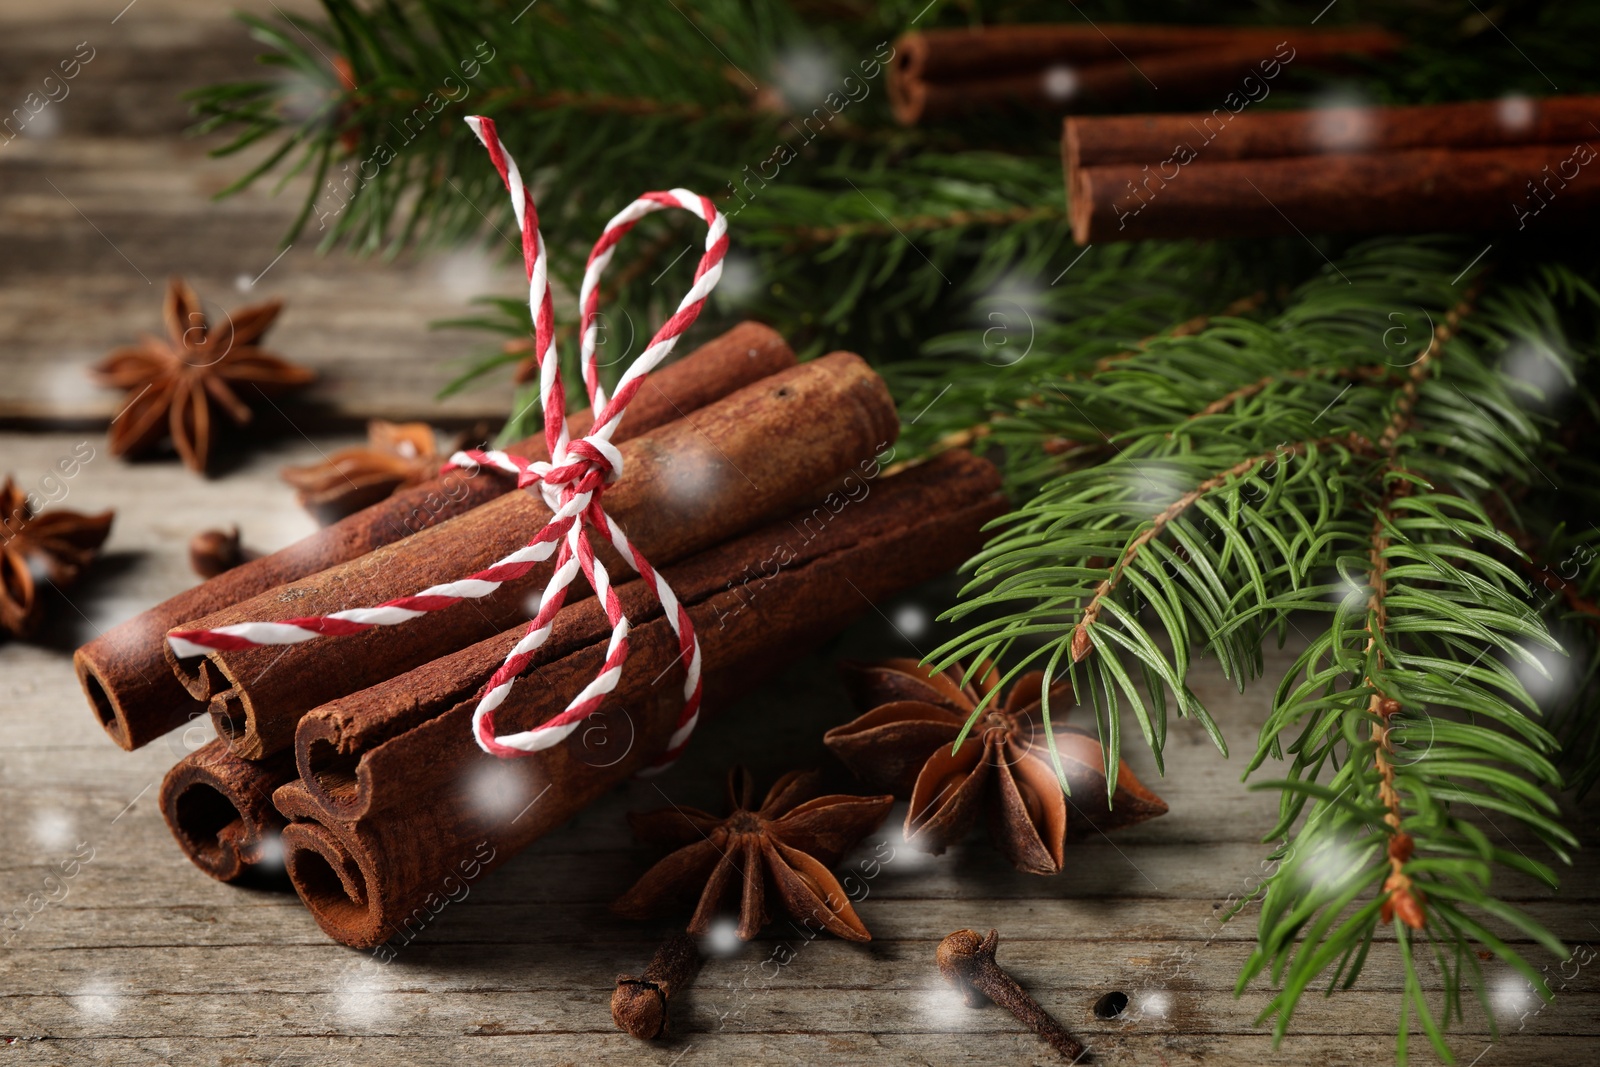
[72,977,124,1020]
[1497,94,1536,132]
[31,809,74,851]
[702,916,743,958]
[893,604,929,640]
[773,46,841,108]
[1041,64,1078,102]
[463,757,536,825]
[1309,90,1377,153]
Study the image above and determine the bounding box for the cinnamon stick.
[895,24,1393,82]
[295,448,984,821]
[1070,142,1600,243]
[171,353,898,760]
[159,739,295,882]
[274,450,1006,948]
[1064,95,1600,171]
[889,25,1400,124]
[74,323,792,751]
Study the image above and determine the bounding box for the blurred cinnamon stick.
[1069,141,1600,243]
[274,450,1006,947]
[889,24,1400,124]
[1064,95,1600,171]
[169,353,898,760]
[74,322,793,751]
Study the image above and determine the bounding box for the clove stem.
[937,928,1085,1061]
[611,931,704,1040]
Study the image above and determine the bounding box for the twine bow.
[168,115,725,772]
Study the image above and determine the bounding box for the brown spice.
[91,276,315,472]
[189,526,253,579]
[159,738,295,882]
[0,476,114,639]
[826,658,1166,874]
[280,420,443,524]
[290,450,1007,824]
[937,928,1084,1061]
[613,767,893,942]
[612,932,703,1040]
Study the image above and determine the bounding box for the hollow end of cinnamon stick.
[75,645,205,751]
[889,69,927,125]
[75,653,133,748]
[276,781,386,946]
[161,740,294,883]
[282,821,378,941]
[299,721,367,820]
[206,685,277,760]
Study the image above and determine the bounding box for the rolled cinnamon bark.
[172,353,899,760]
[1070,142,1600,243]
[894,24,1394,82]
[1064,95,1600,171]
[75,322,793,751]
[890,25,1400,124]
[159,739,295,882]
[275,450,1006,948]
[296,449,989,820]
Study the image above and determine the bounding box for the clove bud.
[937,928,1085,1061]
[612,932,703,1040]
[189,526,253,579]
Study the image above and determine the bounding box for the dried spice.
[189,526,254,579]
[613,767,893,942]
[825,658,1167,874]
[611,932,703,1040]
[280,420,441,524]
[92,276,315,472]
[937,928,1084,1061]
[1,476,113,639]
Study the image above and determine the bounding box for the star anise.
[1,476,113,639]
[280,419,441,524]
[92,276,315,473]
[824,658,1168,875]
[612,767,893,942]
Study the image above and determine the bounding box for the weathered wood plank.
[0,6,527,427]
[9,1034,1600,1067]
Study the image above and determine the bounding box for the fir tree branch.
[1070,432,1374,665]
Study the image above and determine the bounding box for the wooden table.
[2,4,1595,1065]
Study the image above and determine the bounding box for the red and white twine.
[168,115,724,771]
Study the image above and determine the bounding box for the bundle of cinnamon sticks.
[82,322,1007,947]
[1064,95,1600,242]
[888,23,1401,125]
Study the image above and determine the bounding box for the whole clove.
[937,928,1085,1061]
[189,526,253,579]
[612,932,703,1039]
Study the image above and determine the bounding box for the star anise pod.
[280,419,441,524]
[91,276,315,473]
[612,767,893,942]
[1,476,113,639]
[824,658,1168,875]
